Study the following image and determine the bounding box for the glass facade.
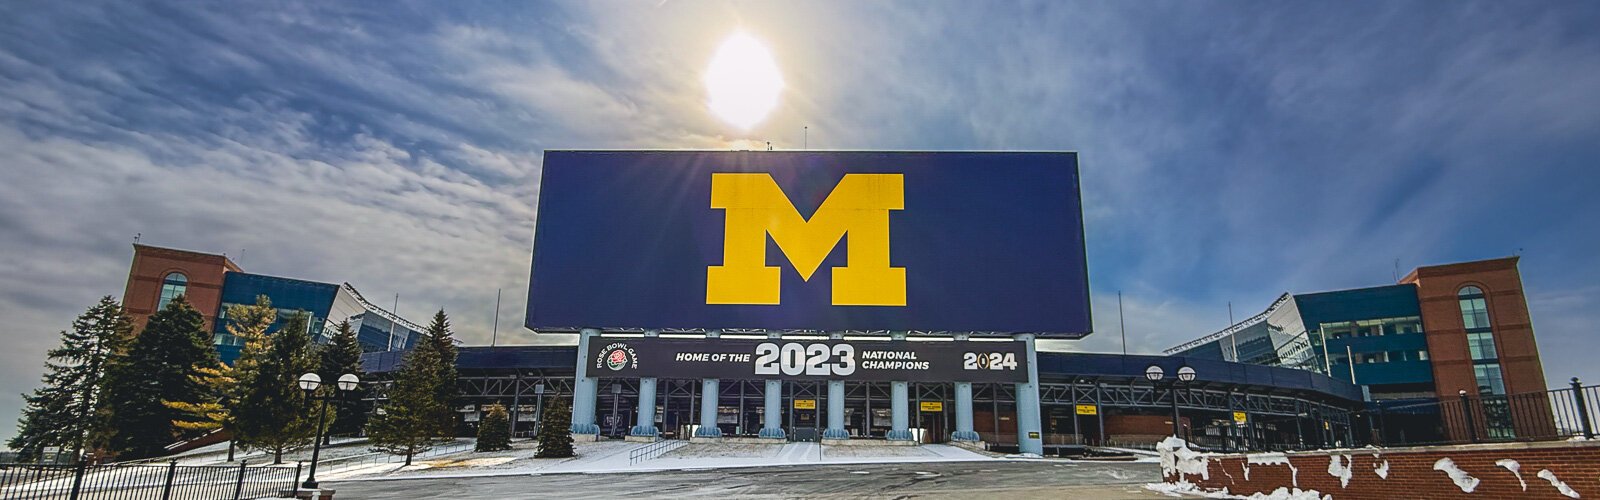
[1173,284,1436,401]
[209,272,421,364]
[157,272,188,311]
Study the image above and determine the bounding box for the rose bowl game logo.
[596,342,638,371]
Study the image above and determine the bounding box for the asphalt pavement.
[323,460,1169,499]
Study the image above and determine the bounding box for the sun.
[705,32,784,131]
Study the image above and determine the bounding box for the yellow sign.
[1233,411,1247,424]
[793,399,817,410]
[708,173,906,306]
[1075,404,1098,416]
[920,401,944,412]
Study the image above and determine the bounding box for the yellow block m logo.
[707,173,906,306]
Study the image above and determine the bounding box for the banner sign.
[527,151,1091,337]
[1075,404,1098,416]
[793,399,817,410]
[587,337,1029,383]
[920,401,944,412]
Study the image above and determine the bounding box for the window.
[1467,331,1498,361]
[1474,363,1506,395]
[157,272,188,311]
[1458,286,1490,330]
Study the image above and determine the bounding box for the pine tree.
[231,310,320,464]
[319,320,368,440]
[418,310,459,433]
[162,364,233,435]
[535,397,574,458]
[476,404,512,452]
[103,296,218,459]
[366,345,447,465]
[8,297,132,462]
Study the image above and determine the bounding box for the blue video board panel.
[526,151,1091,337]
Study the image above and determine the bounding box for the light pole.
[534,382,546,435]
[611,383,623,438]
[1146,365,1196,440]
[298,372,359,490]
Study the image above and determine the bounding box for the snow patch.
[1145,482,1331,500]
[1537,469,1581,498]
[1245,453,1297,486]
[1157,436,1210,481]
[1496,459,1526,491]
[1327,454,1353,488]
[1375,460,1389,479]
[1433,457,1479,493]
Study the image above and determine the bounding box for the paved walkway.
[325,460,1168,499]
[319,440,1018,482]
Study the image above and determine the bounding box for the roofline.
[1400,256,1520,283]
[339,283,426,334]
[133,243,242,272]
[1163,293,1293,355]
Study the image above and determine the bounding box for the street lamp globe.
[1177,366,1197,382]
[337,373,360,392]
[1144,365,1165,382]
[297,372,322,392]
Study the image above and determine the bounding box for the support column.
[759,332,786,439]
[695,330,724,438]
[824,332,849,439]
[1014,333,1043,455]
[570,328,601,436]
[950,333,980,442]
[629,330,660,439]
[886,332,914,441]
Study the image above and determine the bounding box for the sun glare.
[705,32,784,131]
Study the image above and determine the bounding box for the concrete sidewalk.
[320,440,1005,482]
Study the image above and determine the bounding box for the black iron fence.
[0,460,300,500]
[1362,379,1598,447]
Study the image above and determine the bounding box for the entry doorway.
[918,409,947,443]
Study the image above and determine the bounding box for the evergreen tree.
[103,296,218,459]
[535,397,574,458]
[231,310,320,464]
[318,320,368,439]
[366,346,448,465]
[162,364,233,435]
[417,310,459,433]
[476,404,512,452]
[8,297,132,462]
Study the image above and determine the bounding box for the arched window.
[157,272,188,311]
[1458,286,1489,330]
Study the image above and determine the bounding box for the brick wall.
[1165,440,1600,499]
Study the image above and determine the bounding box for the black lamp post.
[1146,364,1197,440]
[297,372,359,490]
[534,382,546,435]
[611,383,624,437]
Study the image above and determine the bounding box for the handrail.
[628,439,686,466]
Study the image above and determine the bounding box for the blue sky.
[2,2,1598,444]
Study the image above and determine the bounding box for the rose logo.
[606,348,629,371]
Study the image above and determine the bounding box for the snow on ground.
[152,437,375,466]
[661,443,776,459]
[319,439,1025,482]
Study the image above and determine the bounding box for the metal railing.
[629,439,686,466]
[313,439,476,474]
[0,460,300,500]
[1363,379,1598,447]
